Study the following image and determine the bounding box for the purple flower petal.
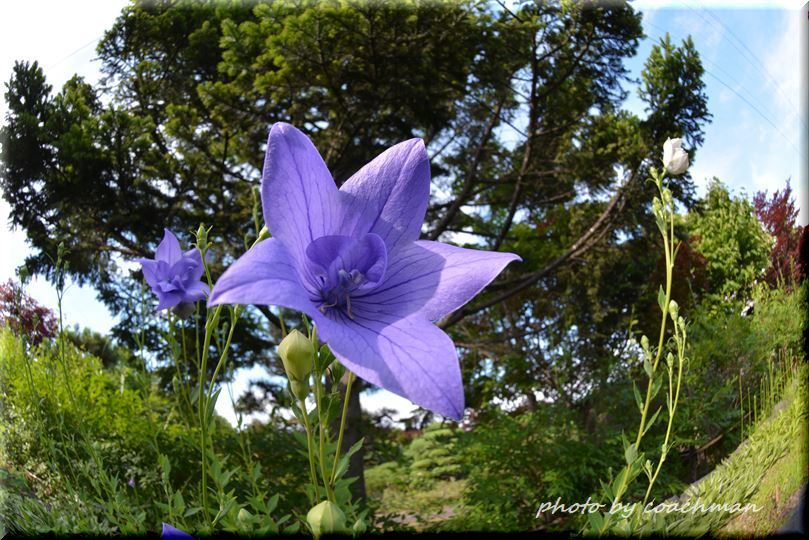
[208,238,317,315]
[183,248,205,281]
[155,229,183,266]
[161,523,194,540]
[156,291,182,311]
[315,311,464,419]
[261,123,340,264]
[339,139,430,251]
[138,258,161,289]
[355,240,521,322]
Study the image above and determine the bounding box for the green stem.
[314,371,336,502]
[198,305,222,524]
[330,371,355,485]
[643,321,686,505]
[299,397,321,501]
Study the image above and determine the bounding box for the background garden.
[1,0,807,536]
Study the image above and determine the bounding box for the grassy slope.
[657,364,808,536]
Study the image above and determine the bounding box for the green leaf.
[643,407,662,436]
[634,383,645,413]
[587,511,604,531]
[624,443,638,465]
[657,285,666,313]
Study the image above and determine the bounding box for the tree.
[0,280,57,345]
[753,179,805,288]
[689,179,772,301]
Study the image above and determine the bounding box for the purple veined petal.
[339,138,430,251]
[155,229,183,265]
[161,523,194,540]
[354,240,521,322]
[183,280,209,303]
[261,123,340,265]
[314,311,464,420]
[208,238,318,315]
[182,248,205,281]
[156,290,183,311]
[138,258,162,289]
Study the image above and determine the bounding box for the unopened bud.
[668,300,679,316]
[237,507,252,524]
[278,330,314,397]
[306,500,346,538]
[662,189,673,211]
[640,335,649,350]
[652,198,662,216]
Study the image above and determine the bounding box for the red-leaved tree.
[753,179,805,288]
[0,279,57,344]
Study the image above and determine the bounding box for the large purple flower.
[138,229,209,311]
[209,123,520,419]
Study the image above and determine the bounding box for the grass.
[720,376,809,536]
[654,361,807,536]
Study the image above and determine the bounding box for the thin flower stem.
[314,371,336,503]
[205,307,241,408]
[299,397,321,502]
[643,319,686,505]
[330,371,355,486]
[198,304,222,525]
[279,309,287,337]
[598,171,677,534]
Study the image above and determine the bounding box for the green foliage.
[689,179,772,300]
[65,326,136,368]
[454,407,616,531]
[404,424,462,487]
[0,328,307,535]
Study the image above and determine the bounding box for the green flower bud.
[662,188,673,207]
[278,329,314,384]
[640,335,649,351]
[306,500,346,538]
[652,197,662,216]
[195,223,212,252]
[668,299,679,317]
[237,507,252,524]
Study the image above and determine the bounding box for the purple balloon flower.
[209,123,520,419]
[138,229,209,312]
[161,523,194,539]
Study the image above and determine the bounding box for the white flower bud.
[663,138,689,175]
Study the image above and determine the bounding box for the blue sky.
[1,0,806,425]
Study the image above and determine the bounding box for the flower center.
[304,233,387,319]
